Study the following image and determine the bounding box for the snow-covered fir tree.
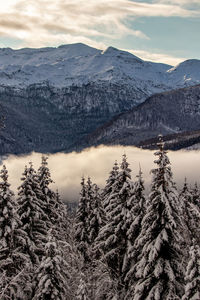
[38,156,73,260]
[179,178,200,245]
[180,178,192,201]
[191,182,200,208]
[74,177,90,262]
[54,189,72,244]
[127,166,146,250]
[37,155,59,227]
[182,241,200,300]
[125,167,146,288]
[96,154,133,296]
[55,189,80,299]
[85,176,93,243]
[0,165,31,299]
[75,176,103,261]
[32,230,71,300]
[102,161,119,212]
[38,156,75,295]
[17,163,48,264]
[88,183,105,247]
[131,136,183,300]
[76,178,107,298]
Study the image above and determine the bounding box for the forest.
[0,136,199,299]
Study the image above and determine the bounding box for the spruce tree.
[54,190,72,244]
[76,179,107,298]
[179,179,200,245]
[127,166,146,251]
[0,165,31,299]
[132,137,183,300]
[75,177,103,264]
[96,154,133,295]
[74,177,90,262]
[191,182,200,207]
[38,157,72,261]
[182,242,200,300]
[17,163,48,264]
[102,161,119,212]
[32,230,71,300]
[125,167,146,287]
[179,178,192,203]
[38,157,74,290]
[37,155,58,227]
[88,184,105,246]
[85,177,93,244]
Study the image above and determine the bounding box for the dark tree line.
[0,137,199,299]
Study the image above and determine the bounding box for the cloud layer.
[2,146,200,203]
[127,48,185,65]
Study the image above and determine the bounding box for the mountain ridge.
[0,43,199,91]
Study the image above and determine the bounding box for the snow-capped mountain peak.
[102,46,141,60]
[0,43,199,91]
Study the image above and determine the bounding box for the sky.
[0,0,199,65]
[2,145,200,202]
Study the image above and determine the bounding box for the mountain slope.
[138,130,200,150]
[0,43,200,155]
[86,85,200,148]
[0,82,144,155]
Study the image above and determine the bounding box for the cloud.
[157,0,200,6]
[2,146,200,203]
[126,48,185,65]
[0,0,199,49]
[0,18,29,30]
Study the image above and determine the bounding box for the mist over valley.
[2,145,200,202]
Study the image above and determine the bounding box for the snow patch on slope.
[168,59,200,86]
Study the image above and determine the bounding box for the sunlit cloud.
[126,48,185,65]
[157,0,200,6]
[0,0,199,49]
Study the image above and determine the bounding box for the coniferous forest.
[0,137,199,300]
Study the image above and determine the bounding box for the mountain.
[86,84,200,148]
[0,43,200,155]
[0,43,199,91]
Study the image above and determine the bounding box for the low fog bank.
[1,146,200,202]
